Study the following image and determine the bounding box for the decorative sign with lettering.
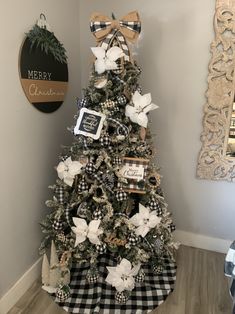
[74,108,106,140]
[19,31,68,113]
[120,157,149,194]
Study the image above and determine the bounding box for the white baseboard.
[174,229,232,254]
[0,257,42,314]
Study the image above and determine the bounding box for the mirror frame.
[197,0,235,181]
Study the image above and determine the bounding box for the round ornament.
[92,208,103,220]
[115,291,129,304]
[135,269,145,283]
[112,156,123,165]
[117,95,127,106]
[128,233,140,246]
[100,135,111,147]
[86,269,99,284]
[55,284,70,302]
[95,243,107,254]
[153,264,164,275]
[85,162,96,174]
[52,219,63,231]
[116,190,128,202]
[19,24,68,113]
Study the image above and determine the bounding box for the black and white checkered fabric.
[90,21,111,33]
[100,29,130,62]
[55,186,65,204]
[119,21,141,34]
[54,255,176,314]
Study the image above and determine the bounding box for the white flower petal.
[91,47,106,59]
[123,276,135,291]
[139,204,150,219]
[129,213,142,227]
[143,103,159,114]
[135,225,150,237]
[68,161,83,176]
[64,157,72,167]
[106,46,124,61]
[148,215,161,228]
[105,59,118,71]
[95,59,106,74]
[57,162,66,180]
[72,217,88,230]
[63,175,74,187]
[118,259,132,275]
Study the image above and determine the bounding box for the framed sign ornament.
[74,108,106,140]
[120,157,149,194]
[19,14,68,113]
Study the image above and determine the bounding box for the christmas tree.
[40,11,177,304]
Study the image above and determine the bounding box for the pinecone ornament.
[52,219,63,231]
[135,269,145,283]
[102,172,115,190]
[115,291,129,303]
[56,284,70,302]
[57,232,66,243]
[116,190,128,202]
[96,243,107,254]
[117,95,127,105]
[86,269,99,283]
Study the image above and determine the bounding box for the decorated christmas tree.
[40,11,177,306]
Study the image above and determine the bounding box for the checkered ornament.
[135,269,146,283]
[96,243,107,254]
[78,177,89,192]
[115,291,130,304]
[128,233,140,246]
[52,219,63,231]
[116,190,128,201]
[100,135,111,147]
[56,284,71,302]
[92,208,103,220]
[85,162,96,174]
[86,270,99,284]
[117,95,127,105]
[148,198,163,216]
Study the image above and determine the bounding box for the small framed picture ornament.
[74,108,106,140]
[120,157,149,194]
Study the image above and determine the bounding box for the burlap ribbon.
[90,11,141,43]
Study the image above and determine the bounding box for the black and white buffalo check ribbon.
[90,11,141,63]
[54,255,176,314]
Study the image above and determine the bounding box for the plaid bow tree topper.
[90,11,141,63]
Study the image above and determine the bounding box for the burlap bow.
[90,11,141,43]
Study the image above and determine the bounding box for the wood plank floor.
[8,245,233,314]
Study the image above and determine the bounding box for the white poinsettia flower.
[130,203,161,237]
[91,46,125,74]
[72,218,103,247]
[106,258,140,292]
[57,157,83,186]
[125,91,159,128]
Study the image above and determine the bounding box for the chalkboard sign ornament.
[19,14,68,113]
[74,108,106,140]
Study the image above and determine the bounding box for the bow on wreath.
[90,11,141,62]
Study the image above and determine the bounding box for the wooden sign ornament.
[19,14,68,113]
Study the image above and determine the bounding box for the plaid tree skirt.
[55,255,176,314]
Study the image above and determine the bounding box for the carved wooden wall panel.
[197,0,235,181]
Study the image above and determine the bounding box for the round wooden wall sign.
[19,31,68,113]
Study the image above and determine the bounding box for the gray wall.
[79,0,235,241]
[0,0,80,298]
